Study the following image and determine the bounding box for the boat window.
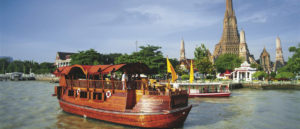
[93,93,102,100]
[68,90,74,96]
[80,91,88,98]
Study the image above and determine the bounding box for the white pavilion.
[232,61,257,82]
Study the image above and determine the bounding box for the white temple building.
[232,61,257,82]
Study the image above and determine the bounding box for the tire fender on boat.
[106,90,111,98]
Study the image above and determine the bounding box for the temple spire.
[273,36,285,72]
[240,29,246,43]
[213,0,240,59]
[226,0,234,16]
[276,36,282,49]
[180,39,186,61]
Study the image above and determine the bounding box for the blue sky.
[1,0,299,63]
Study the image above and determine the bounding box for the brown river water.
[0,81,300,129]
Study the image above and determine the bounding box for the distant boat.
[53,63,192,128]
[10,72,23,81]
[178,83,231,97]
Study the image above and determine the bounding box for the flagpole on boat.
[166,55,170,89]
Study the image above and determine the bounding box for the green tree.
[181,74,189,80]
[278,43,300,74]
[0,58,10,74]
[37,62,55,74]
[194,44,209,60]
[194,44,215,77]
[253,71,267,80]
[7,60,24,73]
[101,53,122,64]
[215,54,242,73]
[2,59,57,74]
[115,45,166,75]
[275,72,295,79]
[270,72,276,79]
[175,65,187,76]
[71,49,102,65]
[250,63,263,71]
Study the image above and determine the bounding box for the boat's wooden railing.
[66,79,88,88]
[65,79,189,97]
[66,79,148,90]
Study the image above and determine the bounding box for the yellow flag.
[166,57,177,83]
[190,60,194,83]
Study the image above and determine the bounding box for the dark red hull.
[59,100,192,128]
[189,92,231,97]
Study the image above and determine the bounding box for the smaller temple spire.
[240,29,246,43]
[274,36,285,72]
[276,36,282,49]
[263,46,266,52]
[180,39,186,61]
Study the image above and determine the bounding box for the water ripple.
[1,82,300,129]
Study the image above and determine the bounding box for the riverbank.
[34,74,59,83]
[230,82,300,90]
[175,80,300,90]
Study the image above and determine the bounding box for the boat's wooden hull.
[189,92,231,97]
[59,100,192,128]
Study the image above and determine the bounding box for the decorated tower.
[273,37,285,72]
[260,47,272,73]
[213,0,240,59]
[239,29,249,62]
[180,39,186,61]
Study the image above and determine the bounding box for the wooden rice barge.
[53,63,192,128]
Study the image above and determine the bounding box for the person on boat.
[110,69,116,80]
[122,71,128,90]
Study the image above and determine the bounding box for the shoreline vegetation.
[1,44,299,82]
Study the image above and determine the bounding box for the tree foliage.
[278,43,300,74]
[215,54,242,73]
[70,49,122,65]
[194,44,209,60]
[70,49,102,65]
[194,44,215,76]
[253,71,267,80]
[115,45,167,74]
[270,72,277,78]
[175,65,187,76]
[250,63,263,71]
[275,72,295,79]
[0,58,11,74]
[0,58,55,74]
[181,74,189,80]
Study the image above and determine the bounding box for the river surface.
[0,81,300,129]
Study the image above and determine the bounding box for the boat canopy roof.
[88,65,112,75]
[53,63,150,76]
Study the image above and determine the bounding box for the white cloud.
[125,5,220,29]
[240,12,268,23]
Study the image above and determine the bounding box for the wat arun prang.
[213,0,256,64]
